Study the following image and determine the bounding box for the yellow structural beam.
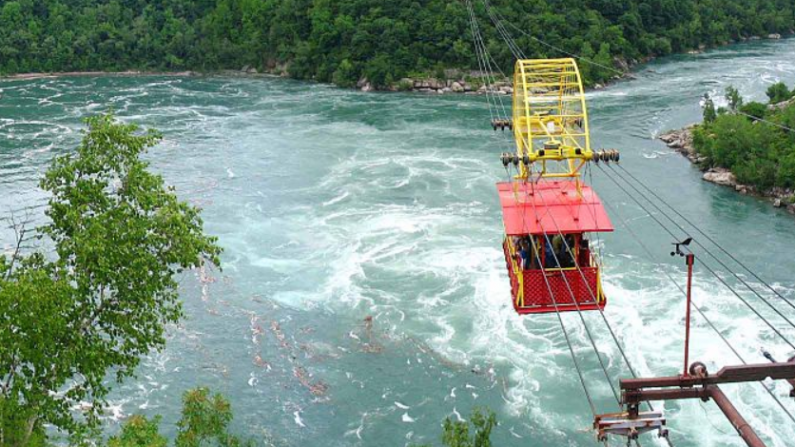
[512,58,593,181]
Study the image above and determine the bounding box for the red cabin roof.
[497,180,614,236]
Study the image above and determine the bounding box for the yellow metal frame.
[505,236,525,307]
[512,58,593,185]
[504,59,606,310]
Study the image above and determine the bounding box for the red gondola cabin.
[498,180,613,314]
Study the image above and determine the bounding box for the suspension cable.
[602,192,795,425]
[511,169,621,406]
[483,2,626,78]
[608,162,795,335]
[615,160,795,315]
[735,108,795,133]
[466,0,498,123]
[467,0,512,120]
[482,0,525,60]
[597,163,795,351]
[525,170,683,447]
[507,171,599,416]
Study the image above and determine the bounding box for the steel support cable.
[523,174,629,405]
[615,162,795,315]
[467,0,512,120]
[468,0,518,141]
[735,109,795,134]
[531,240,599,416]
[468,0,511,127]
[529,181,675,447]
[484,3,627,78]
[502,167,603,417]
[512,172,621,406]
[483,2,546,92]
[465,0,497,124]
[467,0,521,174]
[530,174,650,394]
[573,168,677,447]
[505,166,596,418]
[503,172,599,416]
[467,0,521,162]
[597,163,795,351]
[607,163,795,340]
[506,171,679,446]
[602,194,795,426]
[484,7,635,415]
[482,0,525,60]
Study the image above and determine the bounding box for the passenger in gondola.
[519,239,538,270]
[579,237,590,266]
[545,235,560,268]
[560,234,576,267]
[511,235,521,253]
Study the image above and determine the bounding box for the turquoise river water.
[3,40,795,447]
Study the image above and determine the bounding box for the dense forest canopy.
[1,0,794,87]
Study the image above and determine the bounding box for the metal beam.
[620,361,795,392]
[709,386,766,447]
[599,361,795,447]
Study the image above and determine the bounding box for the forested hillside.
[1,0,794,87]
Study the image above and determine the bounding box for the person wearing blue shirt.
[519,239,536,270]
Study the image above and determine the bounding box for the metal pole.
[709,386,767,447]
[684,253,694,376]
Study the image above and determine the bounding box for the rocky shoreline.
[659,126,795,214]
[1,70,195,81]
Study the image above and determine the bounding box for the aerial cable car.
[496,58,617,315]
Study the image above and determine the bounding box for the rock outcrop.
[703,168,736,187]
[659,126,698,162]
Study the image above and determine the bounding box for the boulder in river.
[768,33,782,40]
[451,81,464,93]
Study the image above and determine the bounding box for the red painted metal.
[709,386,766,447]
[497,180,614,236]
[620,362,795,392]
[607,360,795,447]
[683,253,695,376]
[502,241,605,314]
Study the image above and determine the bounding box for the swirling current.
[3,39,795,447]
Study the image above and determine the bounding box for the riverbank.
[1,70,196,81]
[659,126,795,214]
[2,33,788,94]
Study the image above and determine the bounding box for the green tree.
[108,416,168,447]
[332,58,357,88]
[414,408,497,447]
[766,82,792,104]
[725,85,743,111]
[108,388,248,447]
[703,95,717,123]
[0,114,221,444]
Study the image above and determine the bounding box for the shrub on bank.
[694,84,795,191]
